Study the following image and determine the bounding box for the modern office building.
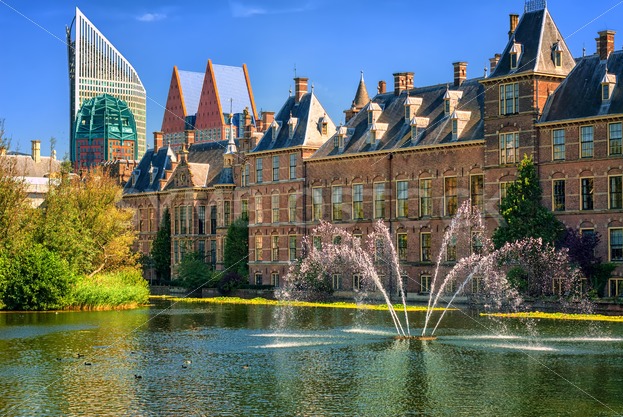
[66,7,146,166]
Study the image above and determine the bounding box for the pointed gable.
[161,67,187,134]
[177,70,204,118]
[490,7,575,79]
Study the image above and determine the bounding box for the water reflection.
[0,302,622,416]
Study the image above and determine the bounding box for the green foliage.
[175,251,216,294]
[591,263,616,297]
[36,172,138,277]
[223,217,249,278]
[0,245,74,311]
[70,268,149,309]
[493,155,565,248]
[150,207,171,283]
[0,156,35,252]
[217,271,246,295]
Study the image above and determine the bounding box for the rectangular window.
[289,153,297,179]
[553,180,565,211]
[609,278,623,297]
[581,126,594,158]
[255,196,263,224]
[353,184,364,220]
[312,188,323,221]
[500,132,519,164]
[444,177,458,216]
[210,240,216,268]
[353,274,362,291]
[210,205,217,234]
[198,206,206,235]
[581,178,594,210]
[397,181,408,218]
[609,228,623,262]
[499,82,519,115]
[397,233,408,261]
[271,272,279,288]
[271,235,279,261]
[255,273,263,285]
[470,175,484,214]
[610,123,622,156]
[272,194,280,223]
[272,155,279,181]
[255,236,263,261]
[256,158,263,183]
[374,183,385,219]
[610,176,622,209]
[446,237,457,262]
[149,208,155,232]
[332,186,343,221]
[224,201,231,227]
[180,205,187,235]
[288,194,297,222]
[289,235,297,261]
[421,232,432,262]
[332,274,342,290]
[419,179,432,217]
[241,200,249,219]
[420,275,431,293]
[173,240,179,264]
[244,164,251,187]
[553,129,565,160]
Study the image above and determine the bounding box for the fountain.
[282,201,588,340]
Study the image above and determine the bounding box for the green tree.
[150,207,171,283]
[175,251,215,294]
[493,155,565,248]
[37,171,138,277]
[223,216,249,278]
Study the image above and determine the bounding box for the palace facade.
[123,2,623,297]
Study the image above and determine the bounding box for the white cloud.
[136,12,167,22]
[230,1,315,18]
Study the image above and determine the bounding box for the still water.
[0,299,622,417]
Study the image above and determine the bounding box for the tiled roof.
[253,92,336,152]
[3,155,62,178]
[177,70,204,116]
[123,146,176,194]
[212,64,254,115]
[490,8,574,79]
[313,78,484,158]
[541,51,623,122]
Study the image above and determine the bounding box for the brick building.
[123,1,623,297]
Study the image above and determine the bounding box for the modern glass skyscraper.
[66,7,146,163]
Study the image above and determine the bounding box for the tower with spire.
[344,71,370,123]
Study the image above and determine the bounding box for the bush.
[175,252,217,293]
[217,272,246,295]
[0,245,74,311]
[70,268,149,309]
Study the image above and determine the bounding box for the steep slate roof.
[313,78,485,158]
[177,70,204,116]
[212,64,254,115]
[123,146,176,194]
[187,140,237,187]
[253,92,336,152]
[490,8,575,79]
[540,51,623,121]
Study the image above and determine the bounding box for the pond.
[0,299,622,416]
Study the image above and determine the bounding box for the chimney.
[393,72,414,96]
[154,131,163,150]
[453,62,468,87]
[0,147,6,156]
[490,54,501,73]
[294,77,308,103]
[378,80,387,94]
[262,111,275,132]
[597,30,616,60]
[31,140,41,163]
[509,14,519,39]
[184,130,195,147]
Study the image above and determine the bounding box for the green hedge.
[70,268,149,309]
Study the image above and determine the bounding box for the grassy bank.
[69,269,149,310]
[156,296,449,312]
[482,311,623,322]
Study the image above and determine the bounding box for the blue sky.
[1,0,622,159]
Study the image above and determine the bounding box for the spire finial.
[360,70,364,82]
[294,64,297,78]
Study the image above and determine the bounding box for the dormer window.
[132,169,140,187]
[405,105,411,121]
[444,98,451,115]
[270,119,280,141]
[319,115,328,135]
[602,71,616,101]
[288,115,298,139]
[451,110,472,141]
[411,125,418,141]
[552,41,563,67]
[452,119,458,137]
[404,96,422,124]
[150,167,158,184]
[367,110,373,125]
[367,102,382,127]
[509,42,522,70]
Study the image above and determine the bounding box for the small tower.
[344,71,370,123]
[224,110,237,167]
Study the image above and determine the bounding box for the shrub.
[217,271,246,295]
[70,268,149,309]
[0,245,74,311]
[176,252,217,293]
